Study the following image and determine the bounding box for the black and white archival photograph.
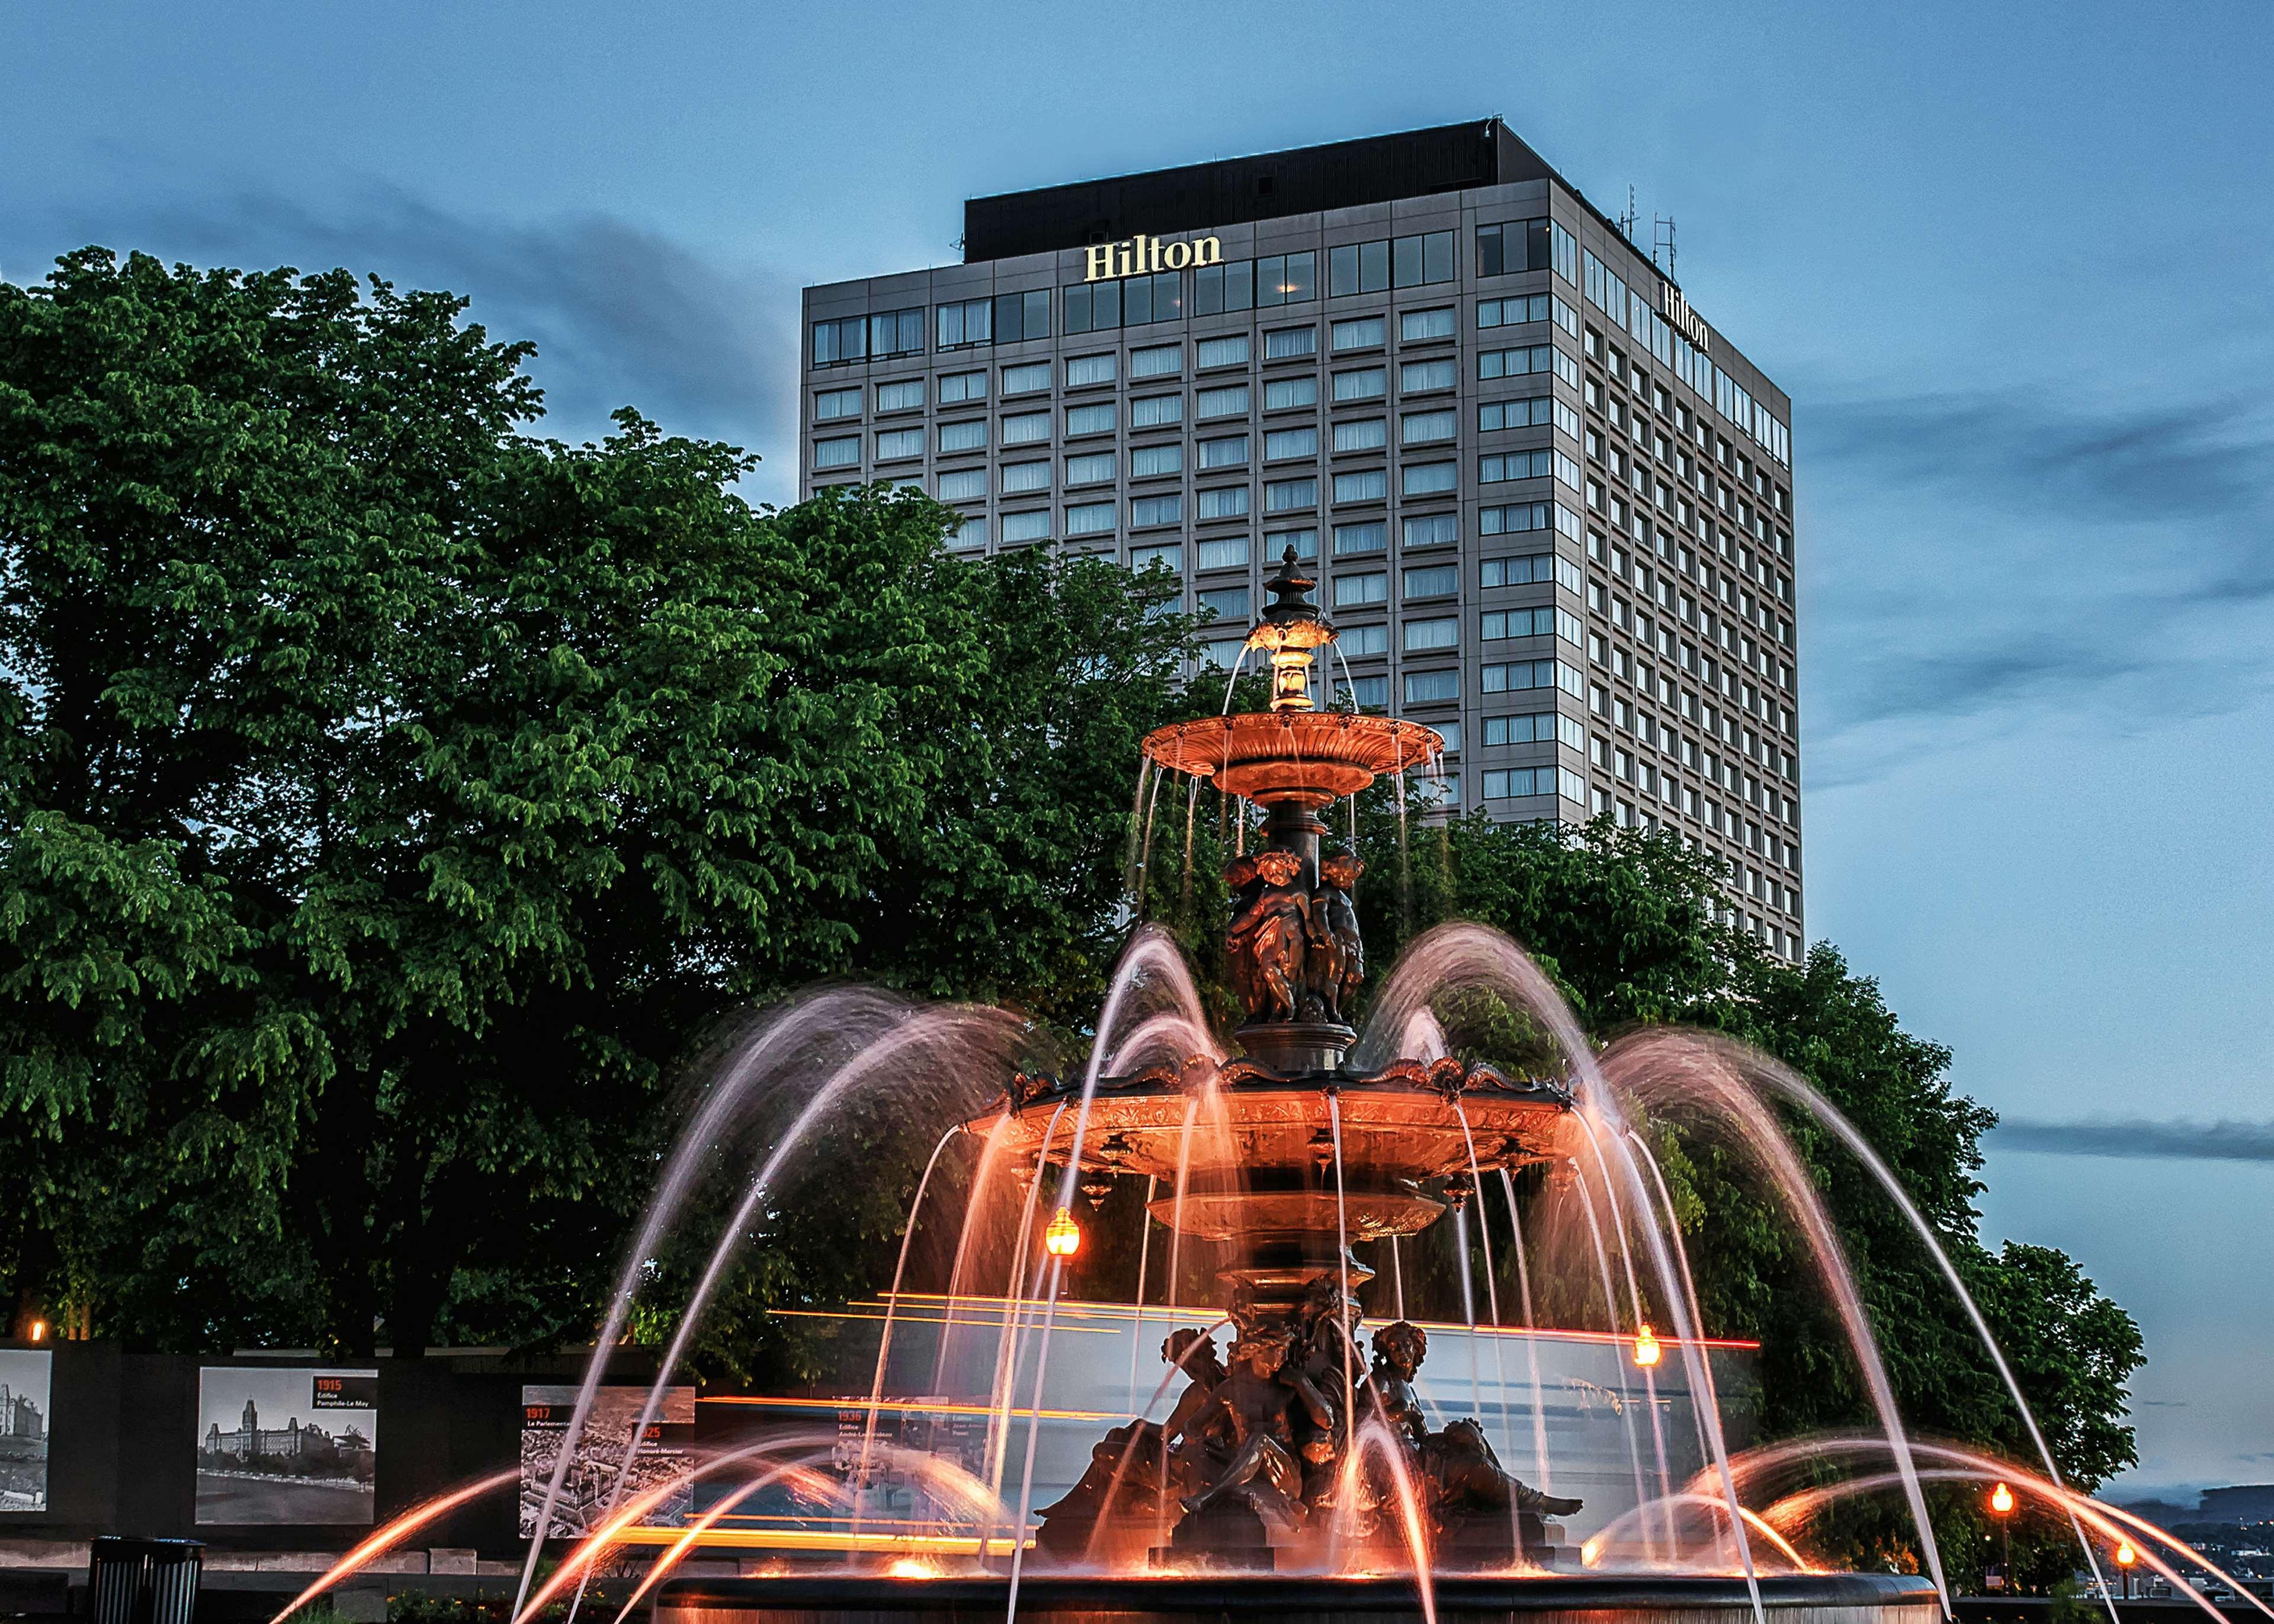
[520,1385,694,1537]
[195,1367,377,1526]
[0,1350,51,1513]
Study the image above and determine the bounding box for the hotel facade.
[798,121,1804,958]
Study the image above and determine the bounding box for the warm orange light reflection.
[1632,1324,1662,1368]
[1990,1481,2015,1516]
[26,1321,43,1343]
[886,1557,944,1579]
[1043,1207,1080,1257]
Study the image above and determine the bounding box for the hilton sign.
[1661,284,1711,352]
[1083,233,1223,281]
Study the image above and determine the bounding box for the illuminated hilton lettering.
[1083,233,1223,281]
[1661,284,1711,353]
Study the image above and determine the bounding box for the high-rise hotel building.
[798,121,1804,957]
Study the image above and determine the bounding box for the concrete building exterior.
[798,120,1804,957]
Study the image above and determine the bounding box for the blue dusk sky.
[4,0,2270,1497]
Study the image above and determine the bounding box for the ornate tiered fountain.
[989,550,1583,1572]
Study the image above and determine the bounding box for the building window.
[1334,469,1388,504]
[1265,426,1319,461]
[991,290,1050,344]
[1064,270,1183,333]
[1201,435,1252,470]
[1333,521,1387,557]
[951,515,986,550]
[875,427,924,461]
[1402,409,1457,445]
[1066,352,1117,387]
[1264,477,1317,513]
[1198,486,1252,521]
[1198,585,1250,622]
[1066,500,1117,536]
[1198,535,1250,571]
[1266,527,1319,562]
[1478,344,1557,381]
[1198,384,1250,419]
[813,435,860,470]
[1403,563,1458,599]
[1131,493,1183,527]
[1198,335,1251,370]
[1329,239,1388,297]
[1002,361,1051,396]
[1265,375,1318,409]
[1002,461,1049,495]
[1002,410,1051,445]
[1195,260,1255,314]
[1483,766,1562,798]
[1400,307,1457,342]
[1404,617,1458,652]
[1339,622,1389,656]
[1066,451,1117,486]
[1001,510,1051,544]
[938,468,986,502]
[877,378,926,414]
[1481,711,1551,746]
[1131,442,1183,478]
[1478,396,1554,432]
[939,370,986,405]
[1332,317,1385,352]
[1332,418,1387,454]
[1256,252,1317,306]
[936,298,992,350]
[1434,720,1462,754]
[1264,325,1318,359]
[1481,658,1559,694]
[1132,393,1184,429]
[1332,368,1387,403]
[1476,217,1550,278]
[1338,673,1390,708]
[1404,669,1460,705]
[1333,572,1388,608]
[1066,402,1117,437]
[810,315,867,367]
[865,309,923,358]
[1480,450,1554,484]
[1481,606,1557,640]
[814,387,861,421]
[1130,541,1181,573]
[1402,463,1457,497]
[1479,501,1553,535]
[1395,230,1455,287]
[936,419,986,454]
[1131,343,1183,379]
[1403,513,1458,549]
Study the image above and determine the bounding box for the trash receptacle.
[87,1537,203,1624]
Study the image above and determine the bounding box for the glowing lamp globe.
[2115,1540,2137,1568]
[1632,1324,1662,1368]
[1044,1207,1081,1258]
[1990,1482,2015,1516]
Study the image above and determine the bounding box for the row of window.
[812,216,1576,366]
[1581,247,1789,467]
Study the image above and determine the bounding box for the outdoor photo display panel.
[0,1350,52,1512]
[519,1385,695,1536]
[195,1367,378,1525]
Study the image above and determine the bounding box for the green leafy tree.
[0,248,1195,1355]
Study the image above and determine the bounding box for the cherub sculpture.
[1224,848,1310,1021]
[1179,1327,1310,1532]
[1307,851,1366,1022]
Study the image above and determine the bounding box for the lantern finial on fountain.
[1247,544,1336,713]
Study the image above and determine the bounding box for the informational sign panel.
[195,1367,378,1524]
[0,1349,52,1512]
[519,1385,694,1537]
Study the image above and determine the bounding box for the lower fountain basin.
[657,1571,1941,1624]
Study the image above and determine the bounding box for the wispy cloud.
[1800,385,2274,783]
[5,186,800,497]
[1991,1118,2274,1163]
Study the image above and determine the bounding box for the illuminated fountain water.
[284,550,2212,1624]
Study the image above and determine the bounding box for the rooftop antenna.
[1654,214,1678,277]
[1619,185,1639,243]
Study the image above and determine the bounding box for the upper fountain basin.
[1142,712,1444,807]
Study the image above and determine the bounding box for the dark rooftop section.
[964,118,1572,263]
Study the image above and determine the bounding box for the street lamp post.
[2115,1539,2138,1601]
[1990,1482,2016,1592]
